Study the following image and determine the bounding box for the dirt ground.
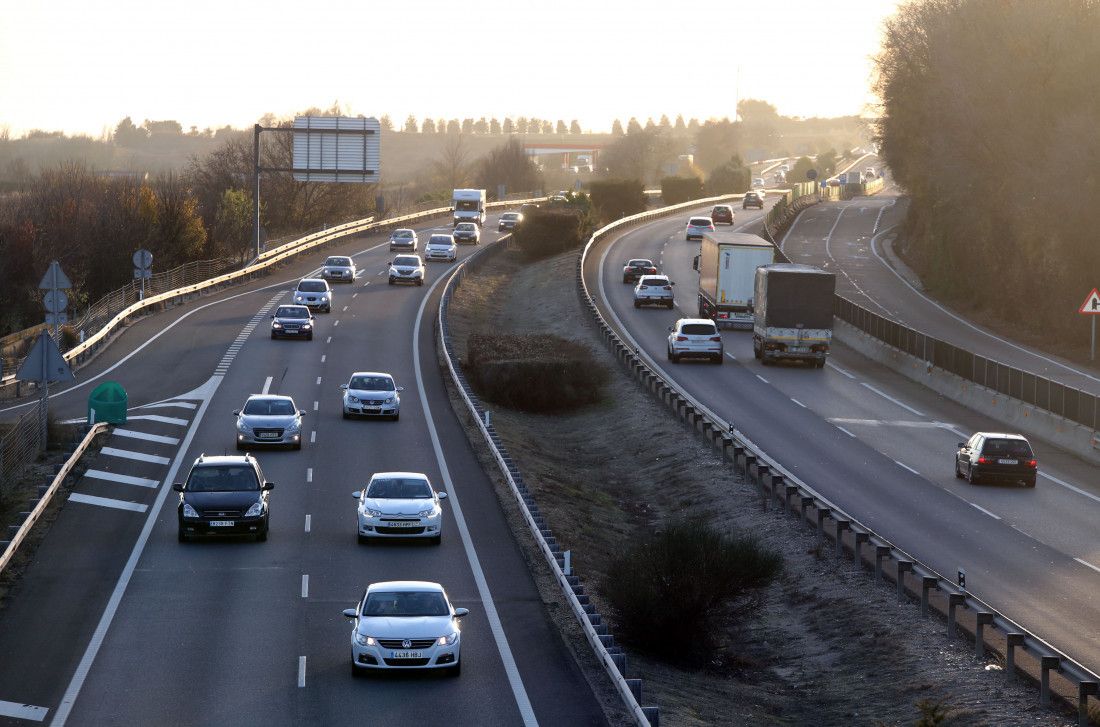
[447,245,1078,727]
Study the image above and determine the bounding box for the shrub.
[588,179,646,222]
[705,157,751,195]
[602,521,783,666]
[465,334,608,413]
[659,175,704,205]
[511,208,587,261]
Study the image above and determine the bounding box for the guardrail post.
[834,519,850,559]
[852,531,869,571]
[816,507,831,545]
[974,612,994,659]
[920,576,938,617]
[641,707,659,726]
[874,545,891,583]
[1077,681,1098,727]
[1005,633,1025,682]
[896,560,913,603]
[800,495,814,524]
[784,484,798,515]
[1040,655,1060,706]
[626,679,642,701]
[946,593,966,638]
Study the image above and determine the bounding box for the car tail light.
[709,336,722,342]
[647,267,657,274]
[676,336,688,341]
[978,457,989,464]
[639,285,648,290]
[1027,459,1037,467]
[663,285,672,291]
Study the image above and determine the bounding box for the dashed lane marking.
[315,377,321,385]
[790,398,807,408]
[68,493,148,513]
[755,374,769,383]
[262,376,273,395]
[298,656,306,688]
[111,429,179,446]
[1074,558,1100,575]
[306,468,313,483]
[304,514,311,533]
[301,575,309,598]
[310,431,316,444]
[0,700,48,722]
[825,361,857,379]
[83,470,159,489]
[100,447,170,465]
[836,425,856,438]
[894,460,920,475]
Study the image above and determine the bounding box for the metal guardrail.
[579,197,1100,725]
[0,422,107,576]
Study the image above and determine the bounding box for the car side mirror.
[396,386,405,392]
[667,326,674,332]
[172,483,184,492]
[352,491,362,499]
[299,410,306,416]
[232,410,240,416]
[340,384,349,390]
[343,608,358,619]
[270,314,275,319]
[454,608,469,618]
[958,443,966,449]
[671,281,676,286]
[263,482,275,490]
[437,492,448,500]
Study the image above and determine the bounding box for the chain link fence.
[0,398,45,500]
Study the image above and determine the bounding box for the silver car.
[294,278,332,313]
[353,472,448,544]
[344,581,468,676]
[234,395,305,449]
[667,318,723,364]
[321,255,356,283]
[341,372,402,420]
[685,216,714,241]
[452,222,480,245]
[424,233,457,262]
[633,275,675,309]
[389,228,418,252]
[388,254,425,286]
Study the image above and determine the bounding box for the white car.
[752,177,765,188]
[353,472,448,544]
[388,254,425,286]
[234,395,305,449]
[389,228,418,252]
[864,166,877,179]
[341,372,402,420]
[320,255,356,283]
[294,278,332,313]
[344,581,468,676]
[667,318,723,364]
[633,275,675,309]
[685,216,714,241]
[424,233,458,262]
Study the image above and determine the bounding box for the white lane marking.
[376,269,384,275]
[261,376,273,395]
[304,514,311,533]
[306,468,313,483]
[100,447,170,465]
[825,361,857,379]
[68,493,147,513]
[125,414,188,426]
[836,425,857,438]
[1075,557,1100,575]
[791,398,807,408]
[894,460,920,475]
[363,281,370,287]
[298,656,306,688]
[342,305,349,312]
[333,320,340,327]
[312,401,318,411]
[310,431,316,444]
[755,374,769,383]
[725,352,737,361]
[413,267,538,726]
[326,336,332,344]
[111,429,179,446]
[1040,471,1100,506]
[134,401,197,411]
[321,355,326,363]
[859,382,924,416]
[301,575,309,598]
[83,470,159,489]
[829,417,958,430]
[0,700,48,721]
[315,376,322,385]
[970,502,1002,520]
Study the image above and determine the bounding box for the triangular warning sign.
[1080,288,1100,315]
[16,331,74,383]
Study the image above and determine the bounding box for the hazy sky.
[0,0,902,137]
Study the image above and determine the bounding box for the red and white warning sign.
[1080,288,1100,315]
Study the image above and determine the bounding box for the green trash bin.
[88,381,128,425]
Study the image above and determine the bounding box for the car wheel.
[714,353,724,365]
[325,306,331,313]
[388,278,395,285]
[257,527,268,542]
[351,662,365,678]
[448,660,461,677]
[342,410,350,420]
[761,354,773,366]
[235,441,244,450]
[966,466,980,485]
[306,333,313,341]
[294,441,302,451]
[357,534,368,545]
[633,300,641,308]
[954,460,964,479]
[391,412,400,421]
[669,350,680,363]
[178,529,187,543]
[431,534,442,546]
[667,301,674,309]
[270,332,277,339]
[417,279,423,286]
[1024,476,1036,488]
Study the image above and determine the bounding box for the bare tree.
[432,134,472,190]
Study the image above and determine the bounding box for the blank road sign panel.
[293,116,380,183]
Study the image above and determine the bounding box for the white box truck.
[752,263,836,368]
[693,231,776,328]
[453,189,486,226]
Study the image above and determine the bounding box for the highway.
[587,200,1100,676]
[0,213,606,726]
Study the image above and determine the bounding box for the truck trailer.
[693,231,776,328]
[752,263,836,367]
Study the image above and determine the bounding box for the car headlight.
[301,323,311,329]
[295,295,304,302]
[437,632,459,646]
[418,506,439,518]
[272,322,283,329]
[320,295,329,302]
[347,395,359,404]
[384,396,395,404]
[244,502,264,518]
[354,633,376,647]
[183,503,199,518]
[286,420,301,432]
[362,507,382,518]
[236,420,248,431]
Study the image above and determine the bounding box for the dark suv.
[955,433,1037,487]
[742,191,764,210]
[711,205,735,225]
[174,454,275,541]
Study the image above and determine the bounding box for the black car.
[271,304,315,340]
[498,212,523,231]
[175,454,274,541]
[622,258,657,283]
[519,203,540,217]
[711,205,735,225]
[955,432,1037,487]
[742,191,764,210]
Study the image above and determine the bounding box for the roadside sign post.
[24,261,75,447]
[1078,288,1100,361]
[133,249,153,300]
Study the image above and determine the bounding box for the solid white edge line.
[304,514,311,533]
[51,375,221,727]
[301,575,309,598]
[0,700,48,721]
[297,656,306,688]
[261,376,273,395]
[894,460,920,475]
[755,374,769,383]
[836,425,857,438]
[860,382,924,416]
[790,398,807,408]
[825,361,857,379]
[1074,557,1100,575]
[412,269,538,726]
[969,502,1002,520]
[1039,471,1100,505]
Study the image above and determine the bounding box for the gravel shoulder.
[446,243,1077,727]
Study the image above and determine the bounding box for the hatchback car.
[388,254,425,286]
[955,433,1037,487]
[634,275,675,309]
[389,228,418,252]
[344,581,468,676]
[424,233,458,262]
[341,372,402,420]
[711,205,735,226]
[353,472,448,544]
[742,191,764,210]
[270,304,314,340]
[622,258,657,284]
[174,454,273,542]
[865,166,877,179]
[498,212,523,232]
[321,256,356,283]
[234,395,304,449]
[667,318,723,364]
[294,278,332,313]
[453,222,481,245]
[685,216,715,241]
[752,177,765,188]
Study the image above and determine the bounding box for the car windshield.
[275,307,308,319]
[455,200,479,211]
[393,256,419,267]
[298,280,326,292]
[392,229,414,239]
[713,207,729,214]
[746,192,760,199]
[629,260,651,267]
[982,439,1033,458]
[363,591,449,617]
[682,323,717,335]
[243,399,296,416]
[325,257,351,267]
[502,213,519,221]
[429,236,453,245]
[689,218,711,226]
[350,376,395,391]
[366,477,432,499]
[456,224,476,232]
[640,277,668,286]
[187,465,260,492]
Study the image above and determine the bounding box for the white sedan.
[344,581,468,676]
[353,472,447,544]
[388,254,425,286]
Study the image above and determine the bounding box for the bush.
[705,157,751,195]
[588,179,646,222]
[511,208,588,261]
[659,175,704,205]
[465,334,608,413]
[602,521,783,666]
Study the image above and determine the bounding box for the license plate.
[385,521,419,528]
[390,651,422,659]
[258,432,279,439]
[210,520,234,527]
[998,458,1018,465]
[284,328,298,334]
[365,407,380,413]
[789,346,809,353]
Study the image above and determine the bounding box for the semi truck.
[452,189,486,226]
[752,263,837,367]
[693,231,776,328]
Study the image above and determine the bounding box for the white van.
[452,189,486,226]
